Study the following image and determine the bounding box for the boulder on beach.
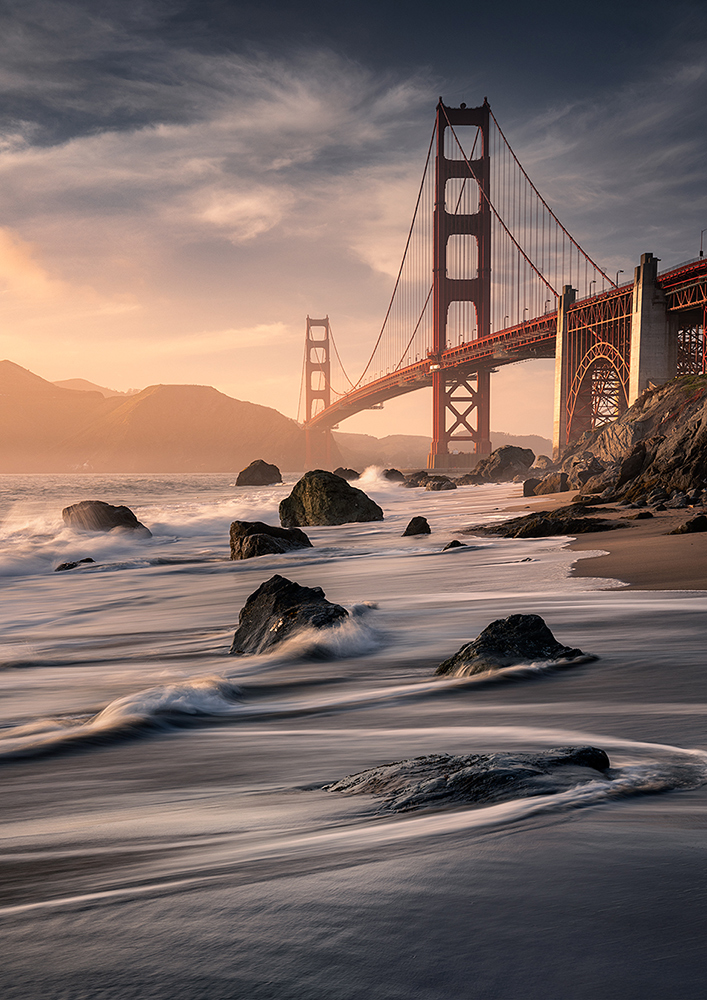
[383,468,406,482]
[325,745,610,812]
[279,470,384,527]
[229,520,312,560]
[533,472,569,495]
[435,613,594,677]
[523,478,542,496]
[402,516,431,536]
[62,500,152,537]
[332,467,360,481]
[229,574,348,655]
[470,445,535,484]
[235,459,282,486]
[463,505,623,539]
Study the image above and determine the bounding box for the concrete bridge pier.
[628,252,673,404]
[552,284,577,460]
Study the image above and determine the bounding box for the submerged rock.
[54,557,96,572]
[279,470,384,527]
[435,613,594,677]
[229,574,348,655]
[235,459,282,486]
[229,520,312,560]
[326,745,611,812]
[402,516,431,536]
[442,539,465,550]
[62,500,152,537]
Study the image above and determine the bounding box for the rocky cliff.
[560,374,707,499]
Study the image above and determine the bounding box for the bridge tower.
[304,316,333,469]
[428,99,492,470]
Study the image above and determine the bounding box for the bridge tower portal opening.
[304,316,333,469]
[428,100,492,471]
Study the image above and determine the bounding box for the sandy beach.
[507,490,707,591]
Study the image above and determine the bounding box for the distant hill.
[52,378,139,398]
[334,430,552,471]
[0,361,308,473]
[60,383,307,473]
[1,359,551,473]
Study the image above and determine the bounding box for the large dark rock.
[464,505,623,539]
[383,468,406,482]
[533,472,569,495]
[402,516,431,536]
[279,470,384,527]
[229,574,348,655]
[326,745,610,812]
[62,500,152,537]
[235,459,282,486]
[333,467,360,481]
[523,478,542,496]
[435,613,594,677]
[229,520,312,560]
[472,445,535,483]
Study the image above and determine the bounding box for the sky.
[0,0,706,440]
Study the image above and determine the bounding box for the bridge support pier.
[552,285,577,460]
[427,369,491,470]
[628,252,673,404]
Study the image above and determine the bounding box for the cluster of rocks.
[403,471,457,491]
[325,745,610,813]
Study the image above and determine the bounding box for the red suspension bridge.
[300,99,707,469]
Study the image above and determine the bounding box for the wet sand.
[507,490,707,591]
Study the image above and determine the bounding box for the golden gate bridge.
[299,99,707,469]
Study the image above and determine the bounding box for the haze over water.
[1,470,706,999]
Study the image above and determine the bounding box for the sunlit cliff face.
[0,2,704,439]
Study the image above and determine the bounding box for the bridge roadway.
[307,256,707,432]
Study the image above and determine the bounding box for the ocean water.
[1,470,706,999]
